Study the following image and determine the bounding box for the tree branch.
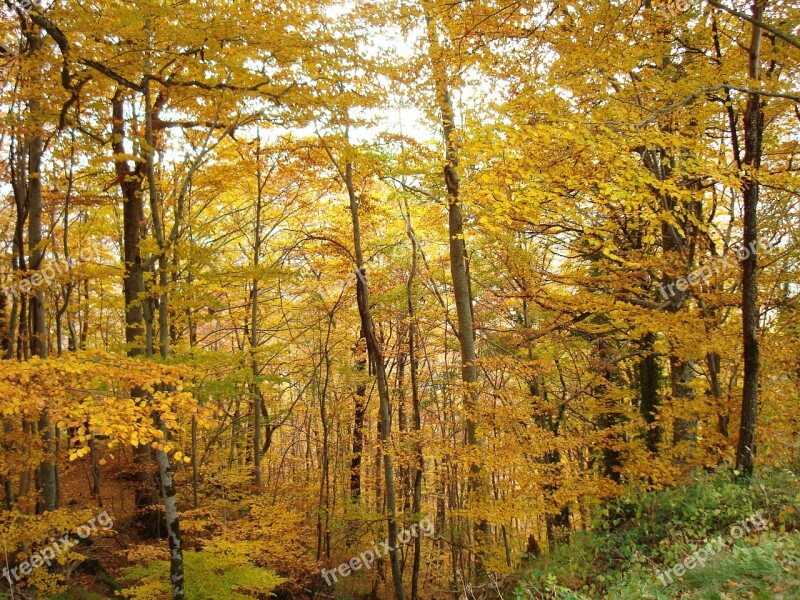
[707,0,800,52]
[635,84,800,127]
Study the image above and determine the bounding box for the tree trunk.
[144,50,185,597]
[736,0,766,478]
[706,351,729,438]
[154,419,185,600]
[316,314,334,561]
[350,354,367,501]
[638,333,661,453]
[595,337,622,484]
[403,199,424,600]
[114,90,160,536]
[28,95,58,513]
[10,25,59,512]
[344,160,405,600]
[524,301,570,547]
[642,147,699,450]
[670,357,697,446]
[422,3,490,570]
[250,138,264,487]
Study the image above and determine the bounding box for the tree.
[736,0,766,478]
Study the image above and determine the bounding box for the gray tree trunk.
[17,28,58,513]
[154,420,185,600]
[114,90,161,536]
[144,55,185,598]
[403,200,424,600]
[423,6,490,570]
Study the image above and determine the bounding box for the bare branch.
[707,0,800,52]
[634,84,800,127]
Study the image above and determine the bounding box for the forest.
[0,0,799,598]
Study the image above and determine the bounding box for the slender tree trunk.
[144,44,185,597]
[344,160,405,600]
[7,132,24,363]
[524,301,571,547]
[13,148,30,364]
[250,139,264,487]
[639,77,706,455]
[595,337,622,484]
[0,284,9,357]
[191,416,198,510]
[736,0,766,478]
[0,293,12,507]
[55,138,76,357]
[154,420,185,600]
[706,351,729,438]
[188,289,199,509]
[670,357,697,446]
[350,354,367,501]
[403,200,424,600]
[90,432,102,506]
[423,2,489,570]
[19,421,32,499]
[28,126,46,362]
[316,315,333,561]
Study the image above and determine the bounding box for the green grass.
[513,466,800,599]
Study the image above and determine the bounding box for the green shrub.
[513,466,800,599]
[120,540,285,600]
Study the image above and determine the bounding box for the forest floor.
[511,467,800,599]
[29,463,800,599]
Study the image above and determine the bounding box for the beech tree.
[0,0,798,598]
